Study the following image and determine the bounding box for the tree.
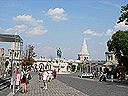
[23,45,36,66]
[107,4,128,76]
[117,4,128,25]
[107,30,128,69]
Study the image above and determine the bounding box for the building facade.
[104,51,118,70]
[33,57,70,74]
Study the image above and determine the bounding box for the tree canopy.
[117,4,128,25]
[22,45,36,66]
[107,30,128,69]
[107,4,128,72]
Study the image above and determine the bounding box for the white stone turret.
[78,39,89,61]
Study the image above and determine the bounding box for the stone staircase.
[0,77,11,91]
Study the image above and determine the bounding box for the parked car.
[78,72,93,78]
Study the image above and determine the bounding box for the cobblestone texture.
[17,73,88,96]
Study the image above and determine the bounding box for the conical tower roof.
[79,39,89,56]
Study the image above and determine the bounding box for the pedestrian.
[47,70,53,82]
[20,69,27,93]
[99,72,107,82]
[34,64,38,72]
[15,68,20,90]
[26,68,31,92]
[38,68,43,82]
[53,69,56,79]
[42,70,48,89]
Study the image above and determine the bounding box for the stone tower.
[78,39,89,61]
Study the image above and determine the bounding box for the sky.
[0,0,128,60]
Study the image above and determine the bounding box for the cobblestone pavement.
[16,73,88,96]
[0,77,12,96]
[57,74,128,96]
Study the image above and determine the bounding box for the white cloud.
[114,21,128,31]
[83,29,101,37]
[46,8,67,21]
[14,14,33,22]
[13,14,43,26]
[105,21,128,36]
[0,24,27,34]
[105,29,115,36]
[2,14,48,35]
[83,22,128,37]
[26,25,47,35]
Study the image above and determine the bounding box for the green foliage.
[23,45,36,66]
[117,4,128,25]
[77,64,81,71]
[107,30,128,68]
[107,40,112,52]
[107,4,128,73]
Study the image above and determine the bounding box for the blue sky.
[0,0,128,60]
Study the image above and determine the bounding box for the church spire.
[80,39,89,55]
[78,39,89,61]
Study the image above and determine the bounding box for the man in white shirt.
[42,70,48,89]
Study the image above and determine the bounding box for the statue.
[56,48,62,58]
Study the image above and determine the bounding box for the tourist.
[38,68,43,82]
[42,70,48,89]
[53,69,56,79]
[15,68,20,90]
[20,69,27,93]
[26,68,31,92]
[99,72,107,82]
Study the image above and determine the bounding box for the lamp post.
[10,50,14,76]
[10,50,16,94]
[1,53,5,78]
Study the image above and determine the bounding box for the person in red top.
[53,69,56,79]
[20,69,27,93]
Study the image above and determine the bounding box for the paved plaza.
[15,73,88,96]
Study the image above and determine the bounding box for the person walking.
[20,69,27,93]
[99,72,107,82]
[53,69,56,79]
[26,68,31,92]
[38,68,43,82]
[42,70,48,89]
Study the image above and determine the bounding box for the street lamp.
[1,53,5,78]
[10,50,16,94]
[10,50,14,76]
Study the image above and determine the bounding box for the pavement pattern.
[0,77,12,96]
[16,73,88,96]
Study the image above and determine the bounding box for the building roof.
[0,34,23,43]
[79,39,89,56]
[104,61,118,66]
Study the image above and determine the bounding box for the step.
[0,77,11,91]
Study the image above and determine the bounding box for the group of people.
[20,67,31,93]
[38,67,57,90]
[20,64,57,92]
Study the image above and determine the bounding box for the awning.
[0,34,23,43]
